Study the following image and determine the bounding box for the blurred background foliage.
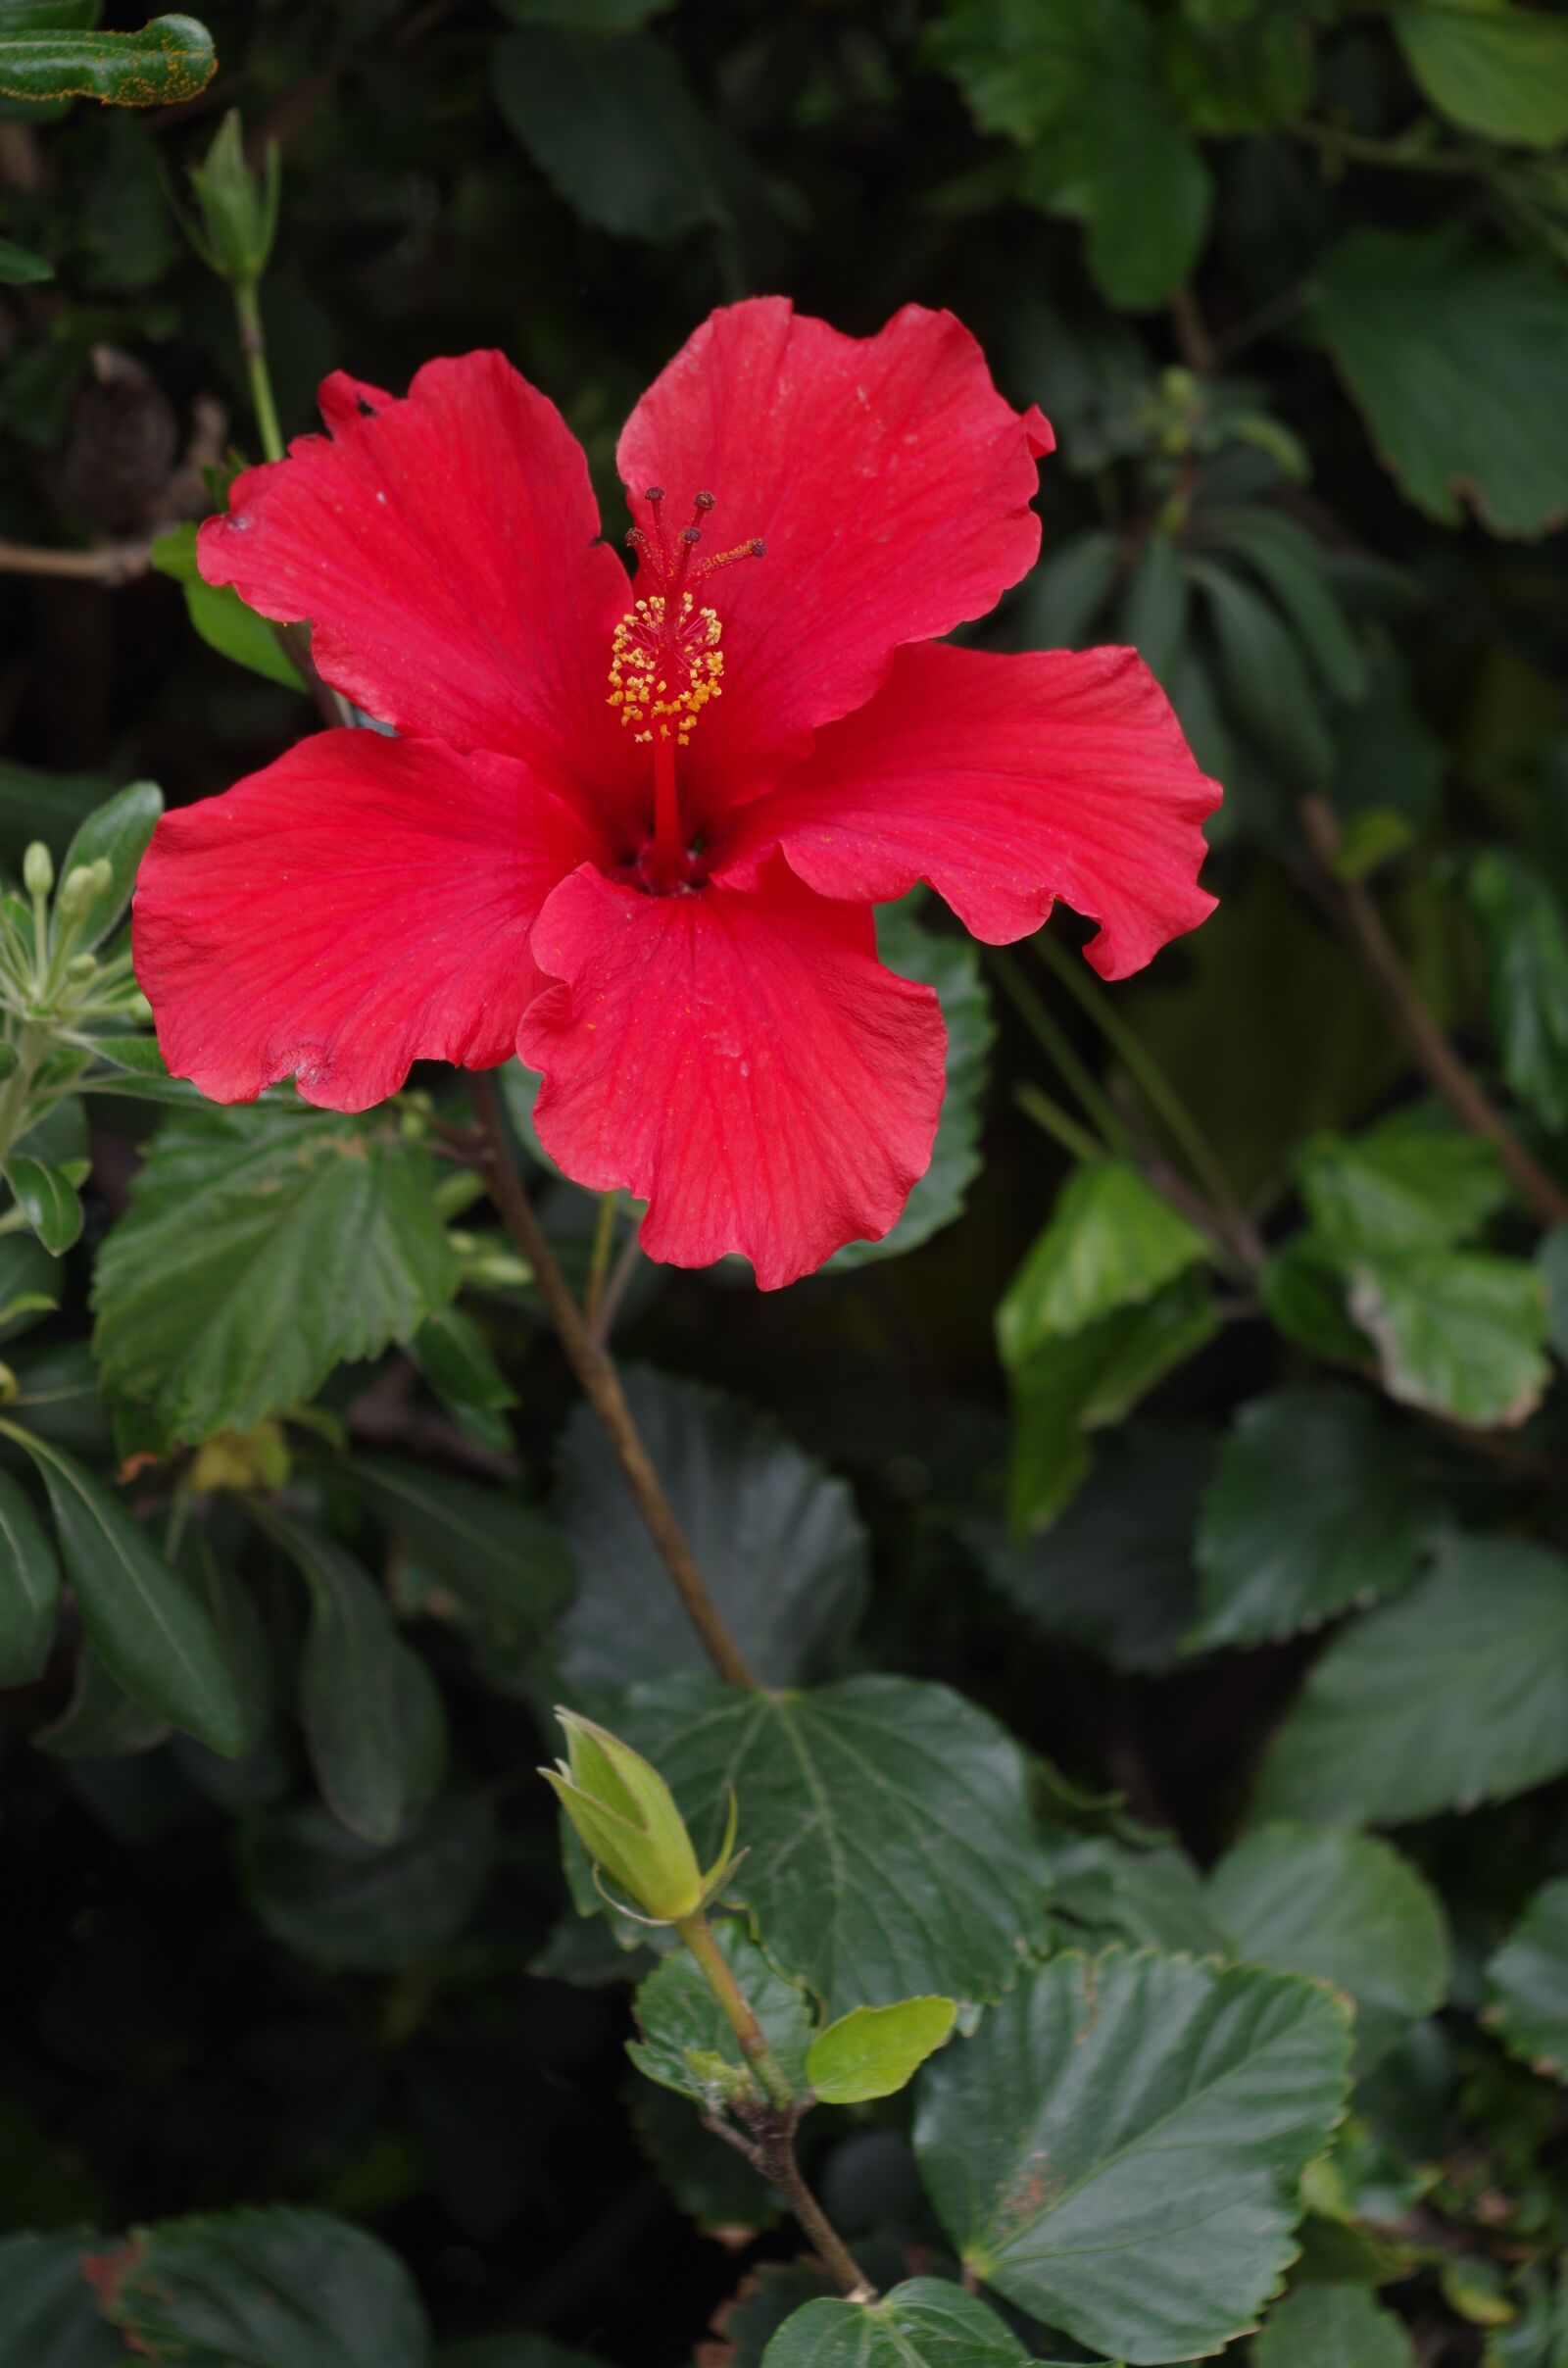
[4,1,1568,2364]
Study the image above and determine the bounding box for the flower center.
[607,488,763,890]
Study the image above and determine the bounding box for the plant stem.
[1287,120,1483,177]
[1032,926,1246,1229]
[232,277,284,465]
[1298,796,1568,1228]
[584,1191,619,1325]
[589,1222,642,1351]
[674,1909,873,2300]
[673,1910,795,2111]
[469,1074,757,1688]
[1013,1081,1107,1167]
[991,948,1133,1157]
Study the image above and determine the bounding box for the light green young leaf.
[1484,1874,1568,2085]
[914,1948,1352,2364]
[1298,1111,1509,1258]
[1253,1537,1568,1824]
[807,1997,957,2104]
[1348,1248,1548,1428]
[997,1161,1208,1369]
[150,524,306,693]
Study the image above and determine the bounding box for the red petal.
[715,644,1220,979]
[518,862,946,1289]
[198,352,637,819]
[616,300,1052,806]
[134,731,603,1110]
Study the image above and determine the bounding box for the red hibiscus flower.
[133,301,1219,1289]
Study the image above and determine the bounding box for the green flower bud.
[55,859,111,921]
[542,1710,706,1924]
[187,110,280,287]
[23,843,53,901]
[65,953,99,983]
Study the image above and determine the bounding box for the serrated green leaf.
[92,1106,459,1445]
[762,2280,1035,2368]
[4,1429,245,1754]
[1347,1248,1548,1427]
[1470,850,1568,1131]
[1253,1537,1568,1824]
[555,1369,865,1692]
[102,2206,428,2368]
[807,1997,957,2104]
[1485,1875,1568,2085]
[0,1461,59,1683]
[628,1920,813,2106]
[1208,1823,1449,2072]
[57,776,161,949]
[1254,2281,1414,2368]
[832,906,994,1267]
[238,1796,495,1972]
[615,1674,1048,2016]
[1191,1386,1440,1648]
[997,1161,1208,1368]
[1298,1112,1510,1257]
[1393,0,1568,150]
[0,2229,123,2368]
[914,1947,1352,2364]
[4,1154,82,1253]
[1310,229,1568,538]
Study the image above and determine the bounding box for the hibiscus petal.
[197,352,636,814]
[714,644,1220,980]
[615,300,1052,803]
[134,730,603,1111]
[519,861,946,1289]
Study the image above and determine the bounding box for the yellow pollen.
[608,591,723,748]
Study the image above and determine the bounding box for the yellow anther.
[608,593,723,743]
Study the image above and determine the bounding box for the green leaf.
[1253,2282,1414,2368]
[6,1430,246,1754]
[1298,1111,1510,1256]
[1540,1224,1568,1357]
[408,1303,516,1453]
[0,2230,123,2368]
[762,2280,1034,2368]
[1208,1823,1449,2072]
[1347,1248,1549,1427]
[1013,526,1120,648]
[35,1642,170,1755]
[346,1455,572,1644]
[1189,558,1335,790]
[972,1421,1209,1674]
[1310,229,1568,538]
[1120,532,1189,686]
[0,11,215,104]
[628,1920,814,2106]
[92,1107,460,1445]
[268,1514,431,1847]
[1007,1271,1220,1531]
[833,905,994,1267]
[1253,1537,1568,1824]
[1199,507,1367,705]
[997,1160,1209,1370]
[101,2206,428,2368]
[492,27,726,240]
[1046,1832,1230,1959]
[78,1034,206,1107]
[0,1462,59,1683]
[914,1947,1352,2364]
[1191,1386,1441,1649]
[1470,851,1568,1130]
[1393,0,1568,150]
[440,2343,607,2368]
[4,1154,83,1253]
[0,231,51,280]
[0,1230,60,1339]
[616,1674,1049,2015]
[555,1369,865,1692]
[57,776,162,949]
[1484,1874,1568,2084]
[149,524,306,692]
[238,1796,495,1971]
[807,1998,957,2104]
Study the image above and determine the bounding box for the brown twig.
[469,1073,757,1689]
[1298,796,1568,1229]
[0,537,155,585]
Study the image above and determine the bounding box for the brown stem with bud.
[469,1073,758,1689]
